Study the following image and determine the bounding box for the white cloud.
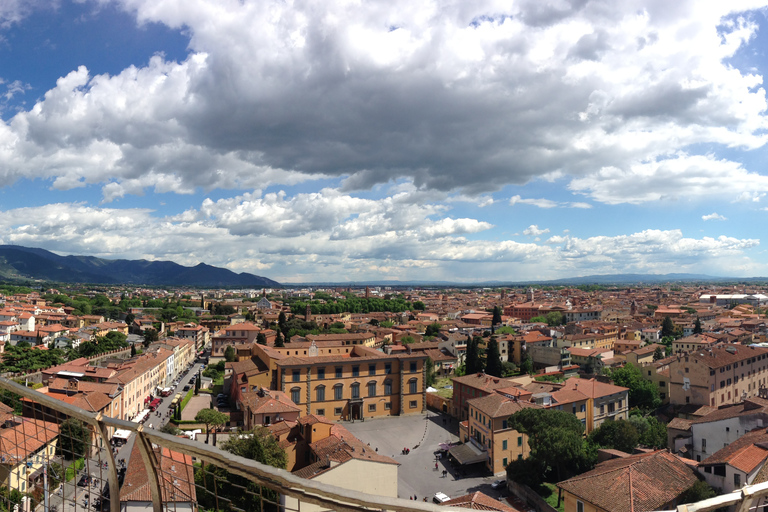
[0,0,764,201]
[510,196,559,208]
[0,200,760,281]
[523,224,550,236]
[702,212,727,221]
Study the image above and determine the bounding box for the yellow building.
[0,419,59,495]
[461,394,540,475]
[257,343,427,420]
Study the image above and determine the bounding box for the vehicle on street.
[433,492,450,504]
[491,479,506,490]
[183,385,190,391]
[77,475,92,487]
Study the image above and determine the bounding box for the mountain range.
[0,245,280,287]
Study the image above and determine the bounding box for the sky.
[1,0,768,284]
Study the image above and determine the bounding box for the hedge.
[64,458,85,481]
[179,388,194,411]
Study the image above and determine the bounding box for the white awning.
[112,429,131,440]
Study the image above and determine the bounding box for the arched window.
[334,384,343,400]
[316,385,326,402]
[351,383,360,399]
[367,381,377,397]
[290,387,301,404]
[408,378,417,394]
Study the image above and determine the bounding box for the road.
[43,355,207,512]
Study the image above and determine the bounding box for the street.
[42,356,207,512]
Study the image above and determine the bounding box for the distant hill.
[0,246,280,287]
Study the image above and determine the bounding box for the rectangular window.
[410,380,417,394]
[502,420,508,429]
[600,405,605,414]
[334,407,342,416]
[385,381,392,395]
[335,367,343,378]
[503,458,508,467]
[292,370,301,382]
[385,402,392,410]
[317,368,325,380]
[577,501,584,512]
[368,404,376,412]
[410,361,417,373]
[351,384,360,399]
[518,436,522,446]
[291,389,300,404]
[368,382,376,397]
[369,364,376,376]
[316,408,325,416]
[316,387,325,402]
[385,363,391,374]
[735,473,741,487]
[334,386,343,400]
[352,366,359,377]
[502,440,508,450]
[409,400,417,408]
[702,439,707,452]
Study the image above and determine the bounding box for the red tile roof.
[558,451,698,512]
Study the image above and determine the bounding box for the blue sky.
[1,0,768,284]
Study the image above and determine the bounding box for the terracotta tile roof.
[683,345,768,369]
[690,397,768,425]
[443,491,522,512]
[700,428,768,468]
[550,389,588,405]
[452,373,522,393]
[0,419,59,464]
[120,443,197,504]
[561,377,628,399]
[667,418,693,431]
[467,393,541,419]
[240,391,301,415]
[558,451,698,512]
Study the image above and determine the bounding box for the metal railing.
[0,377,448,512]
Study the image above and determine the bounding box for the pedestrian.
[435,462,438,470]
[414,495,417,501]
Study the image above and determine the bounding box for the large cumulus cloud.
[0,0,767,203]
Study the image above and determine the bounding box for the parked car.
[183,385,190,391]
[77,475,92,487]
[433,492,450,504]
[491,479,506,490]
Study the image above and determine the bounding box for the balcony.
[0,376,440,512]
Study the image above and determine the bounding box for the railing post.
[93,414,121,512]
[135,427,164,512]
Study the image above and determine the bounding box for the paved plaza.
[344,409,508,503]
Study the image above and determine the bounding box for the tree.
[507,408,592,483]
[520,352,533,375]
[485,338,503,377]
[425,322,442,337]
[637,416,667,448]
[412,301,425,310]
[274,331,284,348]
[256,333,267,346]
[369,319,379,326]
[278,311,287,330]
[159,423,181,436]
[679,480,717,504]
[653,346,664,361]
[195,373,201,395]
[501,361,518,377]
[693,317,703,334]
[425,357,436,387]
[606,363,661,411]
[143,328,159,347]
[57,418,90,460]
[195,427,287,512]
[130,344,137,357]
[465,336,483,375]
[492,306,502,326]
[588,419,639,454]
[400,335,415,345]
[195,409,229,444]
[661,316,676,339]
[545,311,564,326]
[530,315,547,323]
[224,345,237,362]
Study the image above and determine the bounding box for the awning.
[448,443,487,465]
[113,429,131,440]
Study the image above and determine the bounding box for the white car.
[433,492,450,504]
